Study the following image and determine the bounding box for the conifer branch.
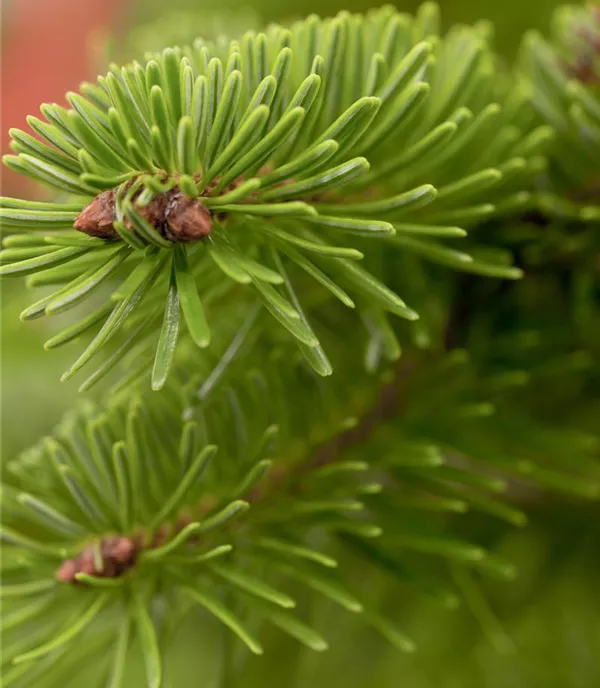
[1,4,540,391]
[1,3,599,686]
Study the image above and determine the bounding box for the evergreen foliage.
[0,3,599,687]
[523,2,600,219]
[0,4,536,390]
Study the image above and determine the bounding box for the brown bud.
[55,536,140,584]
[104,536,136,564]
[164,192,212,242]
[74,190,118,240]
[74,183,213,244]
[78,549,97,576]
[129,194,168,233]
[55,558,77,583]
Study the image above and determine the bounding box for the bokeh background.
[2,1,600,686]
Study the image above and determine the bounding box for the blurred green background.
[3,1,599,687]
[126,0,563,56]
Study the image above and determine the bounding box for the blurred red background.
[1,0,124,196]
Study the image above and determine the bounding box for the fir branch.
[2,3,600,686]
[2,313,598,684]
[0,4,543,389]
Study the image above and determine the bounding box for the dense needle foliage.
[0,3,599,687]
